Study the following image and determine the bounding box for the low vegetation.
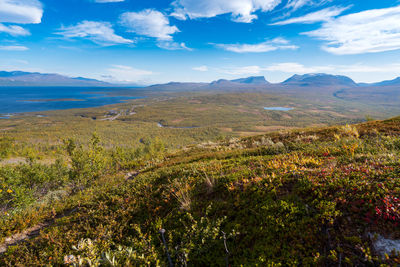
[0,116,400,265]
[1,91,397,152]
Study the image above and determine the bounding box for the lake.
[264,107,293,111]
[0,87,142,116]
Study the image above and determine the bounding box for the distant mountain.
[210,76,269,85]
[283,73,357,87]
[0,71,110,87]
[140,74,400,106]
[333,76,400,105]
[231,76,269,85]
[144,77,270,93]
[146,82,207,92]
[146,74,363,95]
[0,71,32,78]
[373,77,400,86]
[209,79,234,87]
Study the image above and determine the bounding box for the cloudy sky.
[1,0,400,84]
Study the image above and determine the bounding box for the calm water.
[264,107,293,111]
[0,87,142,115]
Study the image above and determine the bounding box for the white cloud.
[120,9,179,41]
[304,5,400,55]
[0,45,28,51]
[0,23,30,36]
[157,41,192,51]
[104,65,153,83]
[215,38,298,53]
[264,62,400,75]
[285,0,332,11]
[0,0,43,24]
[171,0,282,23]
[193,65,208,72]
[219,63,331,76]
[218,66,263,75]
[57,21,133,46]
[335,63,400,74]
[94,0,124,2]
[120,9,187,50]
[286,0,311,11]
[265,62,333,73]
[271,6,348,25]
[216,62,332,77]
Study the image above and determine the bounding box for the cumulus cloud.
[0,0,43,24]
[193,65,208,72]
[271,6,349,25]
[215,38,298,53]
[171,0,282,23]
[0,45,29,51]
[57,21,133,46]
[0,23,30,36]
[120,9,188,50]
[304,5,400,55]
[120,9,179,41]
[105,65,153,83]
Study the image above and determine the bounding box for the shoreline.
[18,98,86,103]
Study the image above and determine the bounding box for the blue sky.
[1,0,400,84]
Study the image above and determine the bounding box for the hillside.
[373,77,400,86]
[334,85,400,106]
[0,117,400,265]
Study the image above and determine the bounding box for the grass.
[0,116,400,265]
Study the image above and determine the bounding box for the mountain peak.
[283,73,357,87]
[231,76,269,85]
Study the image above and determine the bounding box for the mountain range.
[2,70,400,88]
[1,70,399,105]
[155,74,400,88]
[0,71,110,87]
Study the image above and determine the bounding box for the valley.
[0,72,400,265]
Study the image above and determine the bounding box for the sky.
[1,0,400,85]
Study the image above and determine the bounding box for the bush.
[65,133,111,189]
[0,137,14,159]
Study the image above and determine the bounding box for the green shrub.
[65,133,111,188]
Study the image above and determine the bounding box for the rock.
[370,233,400,258]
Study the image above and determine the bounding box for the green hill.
[1,117,400,265]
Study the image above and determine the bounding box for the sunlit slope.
[1,117,400,265]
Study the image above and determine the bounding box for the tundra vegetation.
[0,114,400,265]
